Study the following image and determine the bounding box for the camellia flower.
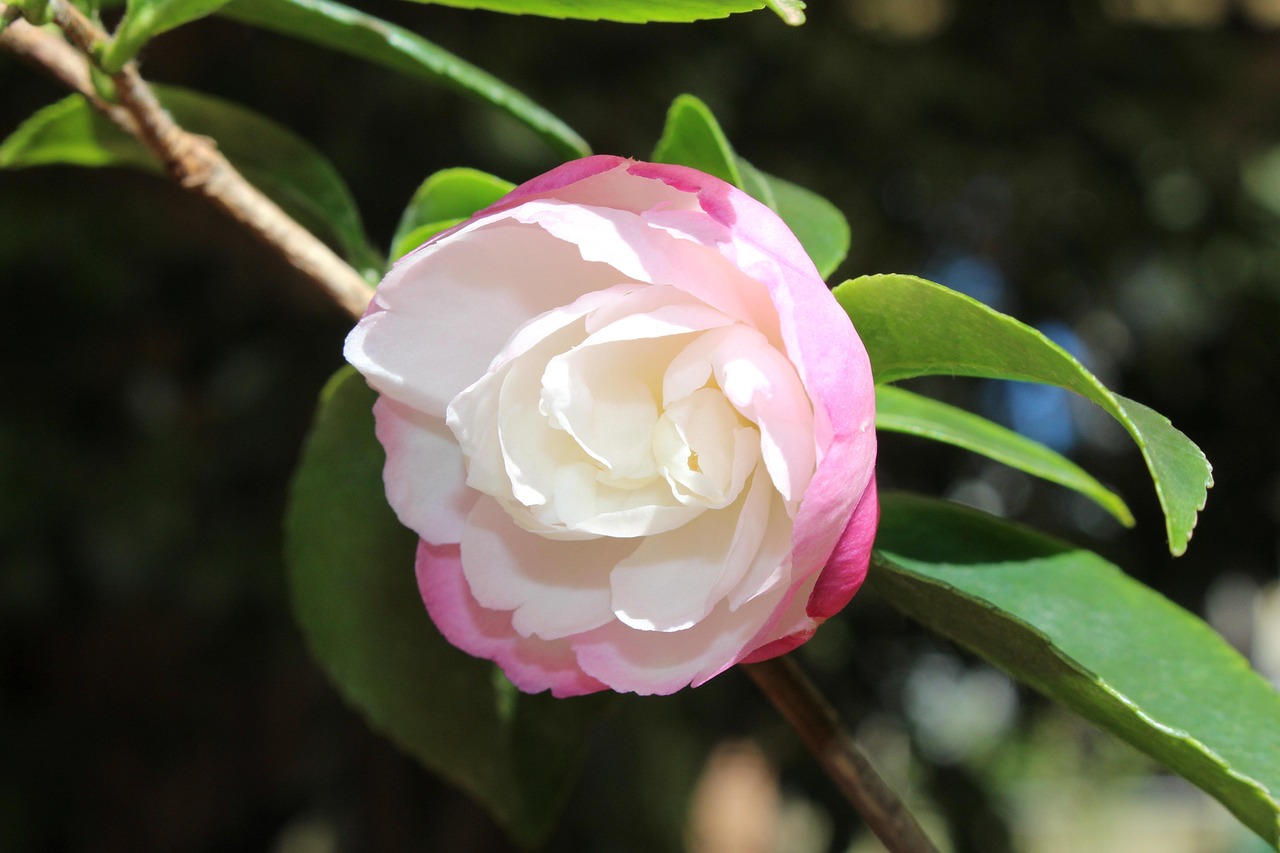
[345,156,878,696]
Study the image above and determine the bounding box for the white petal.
[445,367,509,500]
[346,222,634,416]
[536,290,737,488]
[581,285,735,342]
[495,319,592,509]
[373,397,476,544]
[724,489,794,610]
[541,337,675,482]
[653,389,759,507]
[460,497,636,640]
[493,283,642,366]
[664,326,816,504]
[573,583,786,695]
[448,284,644,506]
[609,471,769,632]
[509,201,780,337]
[550,466,705,538]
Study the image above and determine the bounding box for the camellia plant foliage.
[2,0,1277,850]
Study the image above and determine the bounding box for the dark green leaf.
[835,273,1211,555]
[652,94,849,277]
[0,96,155,169]
[391,167,514,260]
[0,89,383,279]
[396,0,771,23]
[219,0,589,160]
[286,366,608,845]
[870,492,1280,849]
[104,0,235,71]
[875,385,1133,525]
[158,87,384,277]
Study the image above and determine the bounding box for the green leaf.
[653,94,744,187]
[395,0,770,23]
[764,0,804,24]
[104,0,235,71]
[869,492,1280,849]
[391,167,514,260]
[652,94,850,278]
[835,273,1211,555]
[875,385,1134,526]
[0,89,383,279]
[286,366,608,845]
[218,0,589,160]
[1,5,24,36]
[0,96,155,169]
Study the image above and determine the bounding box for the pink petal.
[734,574,819,665]
[416,540,606,697]
[490,156,675,215]
[806,476,879,620]
[625,161,815,279]
[373,396,475,545]
[737,477,879,664]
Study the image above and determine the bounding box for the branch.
[743,655,941,853]
[0,1,374,319]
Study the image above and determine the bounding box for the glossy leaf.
[104,0,235,71]
[0,88,383,278]
[390,167,513,260]
[835,273,1211,555]
[219,0,589,160]
[398,0,773,23]
[652,94,849,278]
[875,385,1133,526]
[870,492,1280,849]
[286,367,608,846]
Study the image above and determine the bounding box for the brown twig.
[743,655,941,853]
[1,1,374,319]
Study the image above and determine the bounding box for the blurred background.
[2,0,1279,850]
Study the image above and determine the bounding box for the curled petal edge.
[416,540,607,698]
[739,476,879,664]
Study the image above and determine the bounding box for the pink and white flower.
[345,156,877,696]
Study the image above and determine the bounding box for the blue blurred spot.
[926,254,1007,311]
[994,321,1087,454]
